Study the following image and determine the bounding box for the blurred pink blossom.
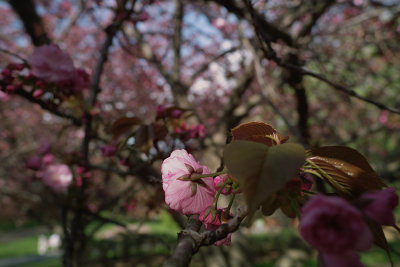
[360,187,398,226]
[29,44,75,83]
[101,144,117,157]
[299,195,372,255]
[39,141,51,155]
[161,149,215,215]
[42,154,55,165]
[42,163,73,192]
[25,155,42,170]
[73,68,91,92]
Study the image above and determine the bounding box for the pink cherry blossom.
[41,163,73,192]
[299,195,373,254]
[29,44,75,83]
[161,149,216,215]
[360,187,398,226]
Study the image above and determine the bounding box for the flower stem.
[213,179,230,208]
[190,171,226,181]
[225,194,236,215]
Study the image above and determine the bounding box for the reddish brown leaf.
[135,124,154,153]
[111,117,142,139]
[231,121,289,146]
[308,146,385,196]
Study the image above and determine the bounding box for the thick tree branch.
[243,2,400,115]
[8,0,51,46]
[189,46,239,84]
[13,88,82,126]
[203,0,295,47]
[172,0,184,84]
[164,207,247,267]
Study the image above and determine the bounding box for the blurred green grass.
[0,209,399,266]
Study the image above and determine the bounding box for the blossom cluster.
[161,149,232,245]
[0,44,90,101]
[156,105,206,141]
[25,141,73,192]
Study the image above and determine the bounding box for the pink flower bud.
[42,153,55,165]
[360,187,398,226]
[5,85,17,93]
[213,174,231,195]
[11,63,25,71]
[33,89,44,99]
[101,144,117,157]
[25,155,42,170]
[39,141,51,155]
[171,109,183,118]
[156,105,166,118]
[76,166,86,174]
[200,207,221,226]
[1,69,12,77]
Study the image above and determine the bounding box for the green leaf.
[135,124,154,153]
[223,140,306,218]
[307,146,385,196]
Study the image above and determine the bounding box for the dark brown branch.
[244,2,400,115]
[204,0,295,47]
[296,0,336,39]
[164,207,247,267]
[281,62,400,115]
[164,215,202,267]
[14,88,82,126]
[172,0,184,84]
[8,0,51,46]
[189,46,239,84]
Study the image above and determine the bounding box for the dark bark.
[8,0,51,46]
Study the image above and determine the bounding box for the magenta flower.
[29,44,75,83]
[41,163,73,192]
[299,195,373,255]
[321,251,364,267]
[72,68,90,92]
[25,155,42,170]
[360,187,399,226]
[161,149,216,215]
[101,144,117,157]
